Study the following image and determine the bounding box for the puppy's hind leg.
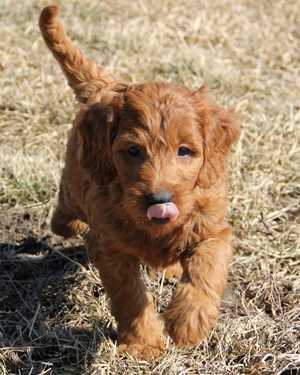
[51,207,87,239]
[51,191,88,239]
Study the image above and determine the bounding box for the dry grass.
[0,0,299,374]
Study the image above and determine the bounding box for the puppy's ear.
[194,86,240,188]
[76,93,123,184]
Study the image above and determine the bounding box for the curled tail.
[39,5,114,103]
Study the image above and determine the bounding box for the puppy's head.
[77,82,240,236]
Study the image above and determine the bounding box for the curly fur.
[40,5,240,359]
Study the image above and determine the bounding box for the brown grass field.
[0,0,299,374]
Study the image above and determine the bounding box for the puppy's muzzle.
[145,191,172,206]
[145,191,179,223]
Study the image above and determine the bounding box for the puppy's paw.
[164,262,183,280]
[164,291,219,347]
[146,262,183,282]
[118,340,164,360]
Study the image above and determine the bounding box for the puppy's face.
[112,84,203,235]
[78,83,239,236]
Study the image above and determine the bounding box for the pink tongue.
[147,202,179,222]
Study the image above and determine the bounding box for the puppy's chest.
[130,235,186,268]
[109,220,203,268]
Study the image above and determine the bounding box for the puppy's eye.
[127,145,141,158]
[177,146,192,158]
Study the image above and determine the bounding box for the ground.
[0,0,299,374]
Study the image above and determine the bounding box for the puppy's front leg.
[164,238,232,346]
[87,235,165,359]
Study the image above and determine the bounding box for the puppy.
[39,5,240,359]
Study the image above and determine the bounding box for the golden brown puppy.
[39,5,240,359]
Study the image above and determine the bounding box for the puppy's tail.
[39,5,114,103]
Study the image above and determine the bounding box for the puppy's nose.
[145,191,172,206]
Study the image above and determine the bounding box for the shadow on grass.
[0,237,116,374]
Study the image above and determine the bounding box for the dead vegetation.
[0,0,299,374]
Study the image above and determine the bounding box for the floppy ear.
[194,86,240,188]
[76,93,124,185]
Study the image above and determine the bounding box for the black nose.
[145,191,172,206]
